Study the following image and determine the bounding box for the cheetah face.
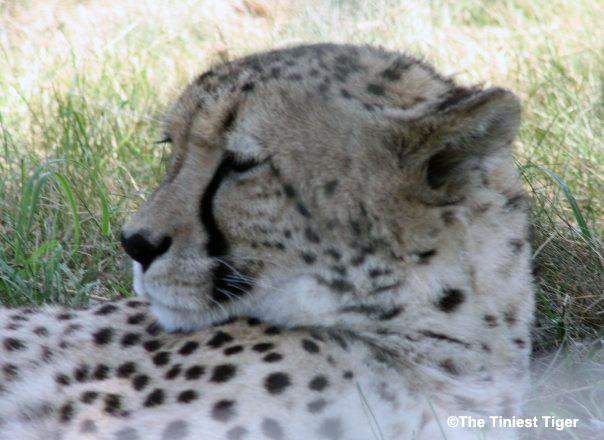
[121,44,524,333]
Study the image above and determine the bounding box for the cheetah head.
[122,44,530,334]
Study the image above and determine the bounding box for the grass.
[0,1,603,435]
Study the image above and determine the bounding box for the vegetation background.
[1,0,602,438]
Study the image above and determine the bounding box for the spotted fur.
[0,44,533,439]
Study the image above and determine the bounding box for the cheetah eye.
[222,151,265,175]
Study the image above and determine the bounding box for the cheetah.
[0,44,534,440]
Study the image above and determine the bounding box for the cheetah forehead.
[164,44,458,144]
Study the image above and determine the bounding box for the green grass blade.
[51,171,81,250]
[540,167,593,242]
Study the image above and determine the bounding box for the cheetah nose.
[120,231,172,272]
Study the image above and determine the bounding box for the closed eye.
[222,151,265,175]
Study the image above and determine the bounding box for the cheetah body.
[1,44,533,440]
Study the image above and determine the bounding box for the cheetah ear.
[416,87,521,190]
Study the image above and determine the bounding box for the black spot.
[340,88,351,99]
[296,203,311,217]
[350,254,365,266]
[57,312,74,320]
[74,364,89,382]
[366,83,385,95]
[143,339,162,352]
[309,375,328,391]
[241,82,255,92]
[252,342,274,353]
[121,333,141,347]
[513,338,526,348]
[144,389,165,407]
[247,318,261,326]
[127,313,146,325]
[328,279,353,293]
[211,400,236,422]
[56,373,71,386]
[174,341,197,356]
[224,345,244,356]
[343,371,354,380]
[264,372,291,395]
[117,362,136,378]
[505,193,528,211]
[33,326,49,337]
[379,307,402,320]
[145,322,162,335]
[94,303,118,315]
[287,73,303,81]
[318,417,343,440]
[177,390,198,403]
[368,268,390,278]
[262,418,284,440]
[300,252,317,264]
[92,327,113,345]
[152,351,171,366]
[437,289,465,312]
[132,374,149,391]
[126,300,144,308]
[263,353,283,363]
[93,364,110,380]
[283,184,296,198]
[41,346,53,362]
[307,398,327,414]
[80,391,98,404]
[222,110,236,132]
[64,323,81,335]
[381,58,411,81]
[483,315,498,328]
[509,239,524,254]
[163,363,181,380]
[325,248,341,260]
[302,339,320,354]
[104,393,121,415]
[226,426,248,440]
[504,309,517,326]
[416,249,437,264]
[185,365,205,380]
[305,227,321,243]
[210,364,236,383]
[59,401,75,423]
[440,359,459,376]
[265,326,281,335]
[206,331,234,349]
[3,363,18,380]
[4,337,25,351]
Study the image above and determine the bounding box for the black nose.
[121,232,172,271]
